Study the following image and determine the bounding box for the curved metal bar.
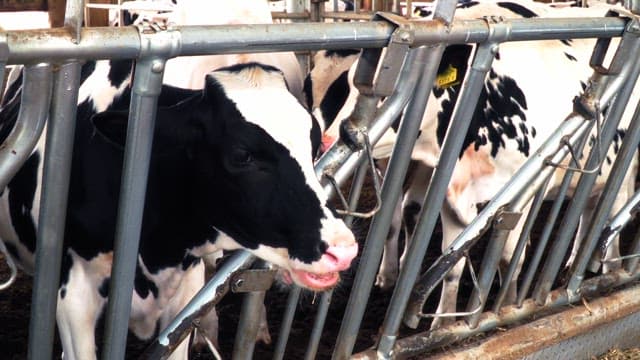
[0,63,52,191]
[0,240,17,291]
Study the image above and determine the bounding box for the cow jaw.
[281,268,340,291]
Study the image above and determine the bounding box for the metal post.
[516,133,590,306]
[378,40,500,357]
[331,45,435,360]
[15,64,55,359]
[232,287,267,359]
[567,89,640,292]
[101,57,167,360]
[272,286,301,360]
[492,176,549,312]
[533,21,640,305]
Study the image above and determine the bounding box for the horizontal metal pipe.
[4,17,626,63]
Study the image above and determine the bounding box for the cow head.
[93,63,357,291]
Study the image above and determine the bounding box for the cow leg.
[160,260,213,360]
[431,205,466,330]
[398,163,432,271]
[56,253,108,360]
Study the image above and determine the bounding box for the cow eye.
[231,148,253,166]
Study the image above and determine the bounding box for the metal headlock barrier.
[4,0,640,358]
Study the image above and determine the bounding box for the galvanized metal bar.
[466,196,531,328]
[101,57,167,360]
[493,176,549,312]
[27,61,79,360]
[599,190,640,266]
[567,88,640,293]
[0,63,51,194]
[354,268,640,359]
[316,47,422,192]
[6,63,54,358]
[331,44,438,360]
[378,41,500,354]
[141,251,255,359]
[305,158,369,360]
[63,0,84,44]
[2,17,627,64]
[304,289,333,360]
[272,286,301,360]
[516,132,590,306]
[232,283,267,359]
[533,21,640,305]
[404,115,593,328]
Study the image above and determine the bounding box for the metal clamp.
[325,130,382,219]
[136,19,182,61]
[230,268,277,293]
[354,12,415,97]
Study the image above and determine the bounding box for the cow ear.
[91,110,129,147]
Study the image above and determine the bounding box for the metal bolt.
[399,31,411,42]
[151,61,165,73]
[233,278,244,291]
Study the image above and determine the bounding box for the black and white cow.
[1,60,357,359]
[307,0,638,329]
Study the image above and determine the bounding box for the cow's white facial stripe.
[78,60,132,112]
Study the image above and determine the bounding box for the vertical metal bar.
[16,64,55,359]
[466,193,533,328]
[232,288,267,360]
[331,45,435,360]
[272,286,301,360]
[404,115,592,329]
[304,290,333,360]
[101,57,166,360]
[516,133,590,306]
[492,176,549,312]
[305,159,369,360]
[567,94,640,292]
[533,27,640,305]
[377,41,497,356]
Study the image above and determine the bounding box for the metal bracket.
[353,12,414,97]
[136,19,182,61]
[230,269,277,293]
[493,210,522,230]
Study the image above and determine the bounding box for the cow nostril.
[324,249,339,264]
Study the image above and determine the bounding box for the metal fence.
[3,0,640,359]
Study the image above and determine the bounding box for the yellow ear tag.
[436,64,459,89]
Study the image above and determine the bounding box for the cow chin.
[280,267,341,291]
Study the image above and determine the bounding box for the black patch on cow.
[60,287,66,299]
[98,277,111,298]
[181,254,200,271]
[324,49,361,58]
[564,52,577,61]
[497,2,538,18]
[403,201,422,237]
[436,45,531,158]
[459,0,479,9]
[107,59,133,89]
[319,71,351,129]
[134,265,158,299]
[303,75,314,110]
[59,251,73,290]
[561,39,573,47]
[390,115,403,133]
[221,62,282,76]
[7,152,40,253]
[80,61,97,84]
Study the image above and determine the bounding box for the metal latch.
[231,269,278,293]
